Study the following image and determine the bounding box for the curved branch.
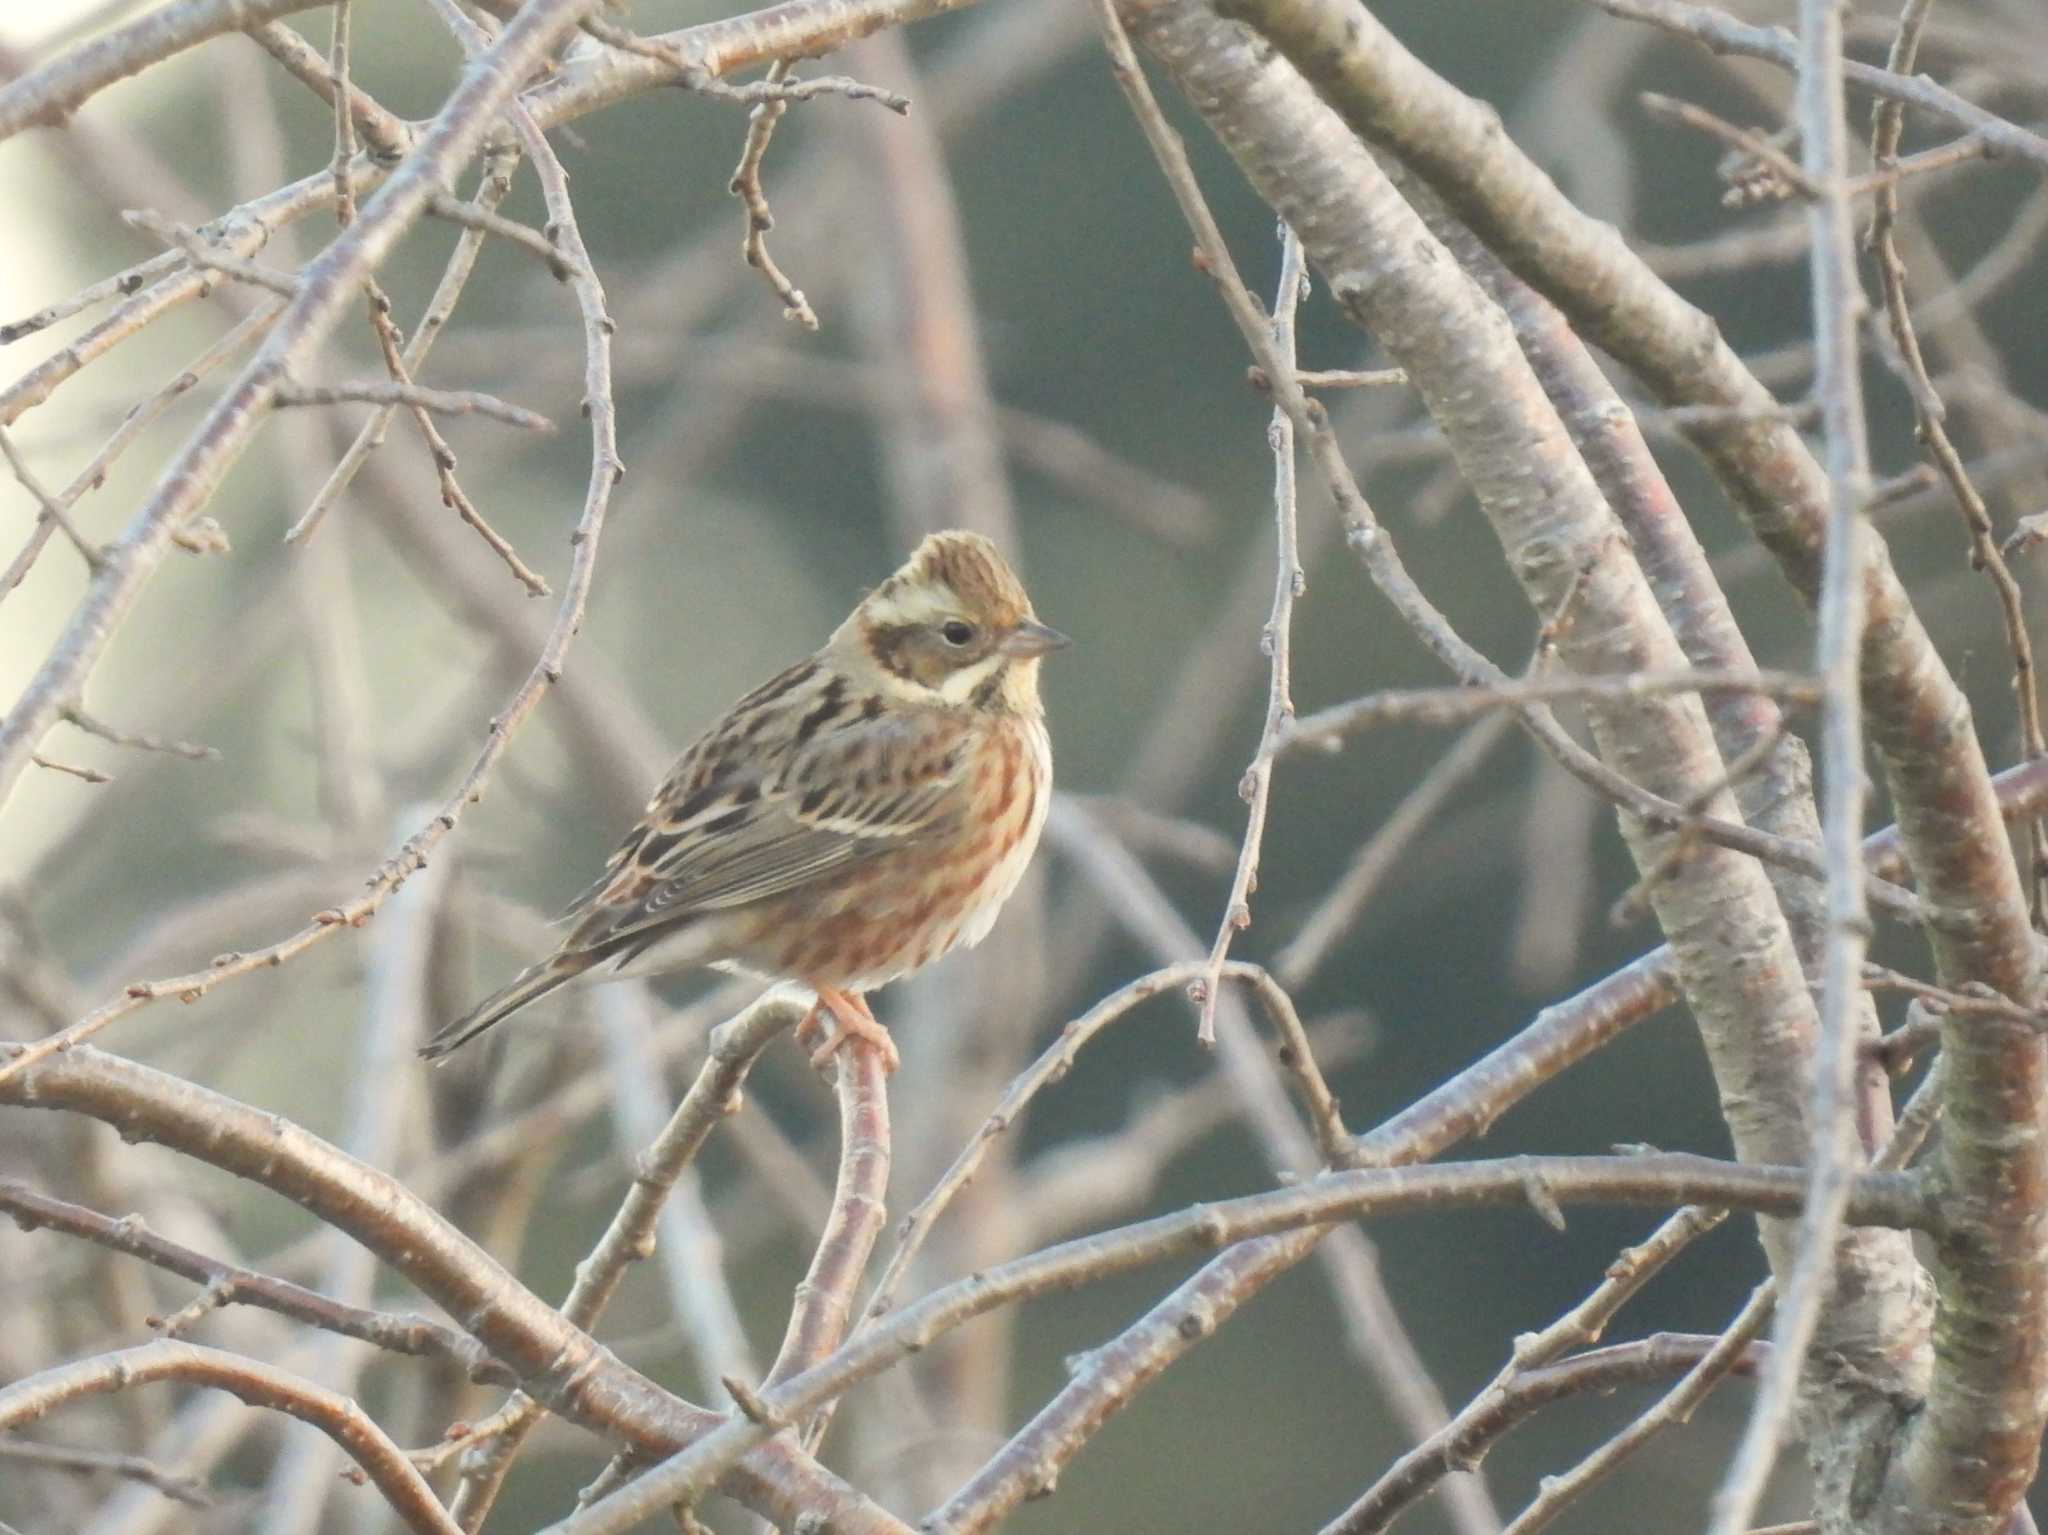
[0,1338,457,1535]
[0,0,332,143]
[0,1038,904,1534]
[770,1043,892,1392]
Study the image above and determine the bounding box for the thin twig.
[4,1187,491,1375]
[1483,1066,1949,1535]
[1280,667,1820,749]
[0,1435,213,1508]
[1638,92,1820,201]
[0,251,184,347]
[1503,1283,1779,1535]
[29,754,109,784]
[1585,0,2048,169]
[729,60,819,330]
[0,424,100,568]
[247,19,412,162]
[327,1,359,225]
[271,379,553,432]
[119,209,301,296]
[686,65,911,114]
[1707,0,1877,1523]
[287,151,521,546]
[1192,225,1306,1045]
[60,705,217,762]
[3,302,277,603]
[427,192,582,281]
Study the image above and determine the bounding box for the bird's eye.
[940,619,976,647]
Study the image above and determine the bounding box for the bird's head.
[833,531,1068,714]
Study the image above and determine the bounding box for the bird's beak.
[1000,620,1071,658]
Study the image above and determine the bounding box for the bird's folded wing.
[566,709,969,949]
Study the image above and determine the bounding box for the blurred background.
[5,0,2048,1528]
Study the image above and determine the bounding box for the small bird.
[421,530,1066,1073]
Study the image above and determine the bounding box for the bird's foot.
[800,987,899,1075]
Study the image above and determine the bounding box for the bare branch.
[0,1435,212,1508]
[1192,226,1306,1044]
[0,1179,512,1385]
[247,19,411,161]
[729,59,819,330]
[0,0,334,142]
[555,1152,1930,1534]
[1584,0,2048,169]
[0,1339,459,1535]
[270,378,553,432]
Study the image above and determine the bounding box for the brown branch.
[729,58,819,330]
[1867,1,2048,927]
[0,1434,213,1508]
[1214,7,2048,1527]
[0,1339,459,1535]
[0,0,334,142]
[1508,1284,1779,1535]
[247,19,412,162]
[0,1040,907,1533]
[1328,1331,1775,1535]
[0,1179,513,1385]
[777,1044,892,1456]
[558,1153,1931,1534]
[933,750,2048,1532]
[444,992,805,1525]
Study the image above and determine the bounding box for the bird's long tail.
[420,953,595,1061]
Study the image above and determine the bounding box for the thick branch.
[1210,3,2048,1525]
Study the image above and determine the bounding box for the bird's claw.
[800,988,899,1076]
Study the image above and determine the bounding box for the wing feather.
[565,683,967,953]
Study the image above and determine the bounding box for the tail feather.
[420,954,593,1061]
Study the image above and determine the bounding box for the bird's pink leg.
[800,985,899,1075]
